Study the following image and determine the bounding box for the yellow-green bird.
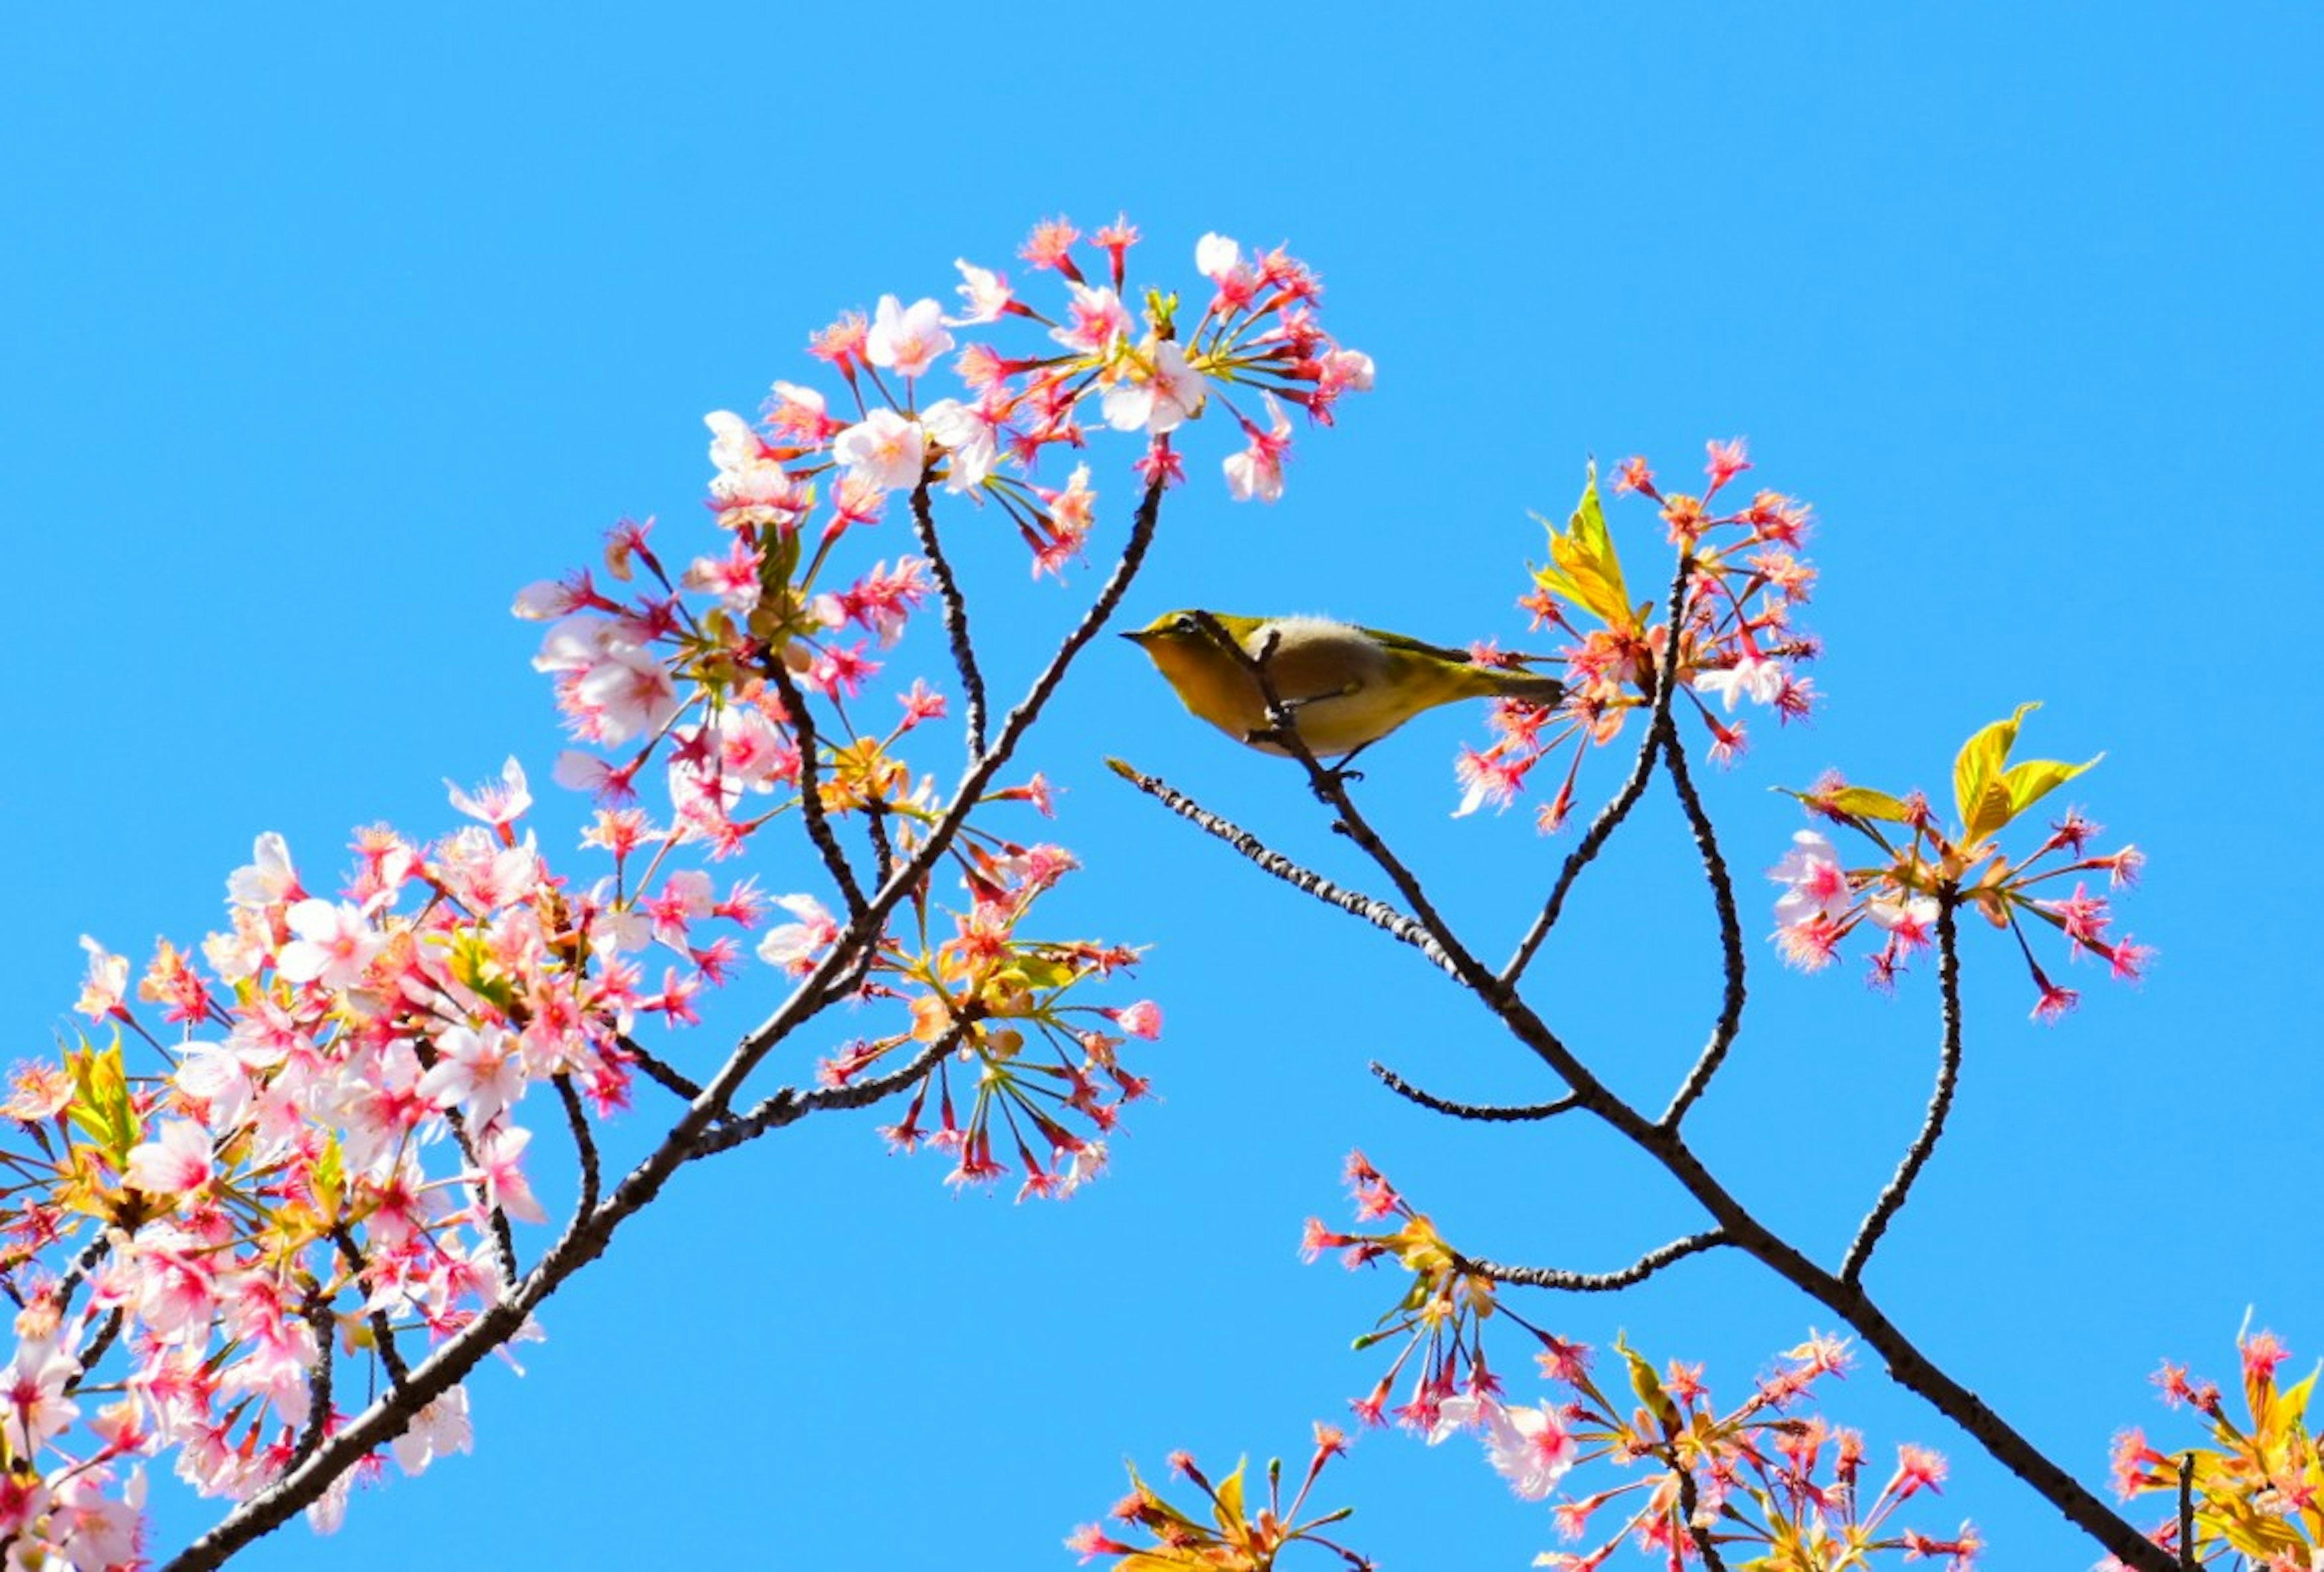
[1123,610,1565,758]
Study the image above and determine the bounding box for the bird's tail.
[1479,667,1566,705]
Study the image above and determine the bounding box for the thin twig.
[693,1020,971,1159]
[1840,889,1963,1285]
[555,1076,601,1220]
[54,1232,113,1314]
[1105,758,1442,965]
[618,1032,704,1102]
[764,653,867,920]
[1368,1062,1577,1123]
[1502,551,1702,987]
[1656,713,1749,1128]
[908,481,988,758]
[2177,1453,2195,1568]
[1500,720,1661,987]
[62,1309,123,1395]
[1463,1230,1728,1292]
[290,1291,335,1469]
[445,1104,519,1291]
[1674,1464,1732,1571]
[330,1224,412,1392]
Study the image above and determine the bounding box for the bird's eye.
[1173,614,1200,634]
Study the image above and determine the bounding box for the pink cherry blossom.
[942,258,1013,326]
[1770,831,1851,928]
[864,295,953,379]
[276,899,384,989]
[1101,338,1206,435]
[757,895,839,973]
[832,408,928,493]
[124,1119,215,1197]
[447,756,533,827]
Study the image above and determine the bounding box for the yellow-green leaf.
[1529,465,1637,632]
[1210,1459,1247,1539]
[2001,753,2102,818]
[1618,1334,1678,1429]
[1825,786,1915,823]
[1953,702,2040,840]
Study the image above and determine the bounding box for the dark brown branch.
[908,481,988,758]
[330,1224,413,1392]
[1841,890,1964,1285]
[691,1019,969,1159]
[1368,1062,1577,1123]
[164,475,1173,1572]
[1501,551,1702,987]
[764,653,868,920]
[555,1076,601,1220]
[1655,713,1749,1128]
[62,1309,123,1395]
[54,1234,112,1315]
[1500,715,1661,987]
[1105,758,1441,964]
[444,1103,519,1291]
[1463,1229,1728,1291]
[2177,1453,2194,1568]
[1674,1464,1732,1572]
[619,1032,703,1102]
[290,1291,335,1469]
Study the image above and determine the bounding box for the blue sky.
[6,5,2318,1568]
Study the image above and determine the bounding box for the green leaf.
[2001,753,2103,818]
[1825,786,1915,823]
[1617,1334,1678,1428]
[1210,1459,1247,1537]
[1953,702,2040,842]
[1529,464,1636,631]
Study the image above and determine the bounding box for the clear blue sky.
[6,5,2317,1568]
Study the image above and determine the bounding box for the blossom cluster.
[15,800,637,1559]
[2109,1326,2319,1569]
[10,214,1324,1559]
[1066,1426,1368,1570]
[1456,440,1820,828]
[1302,1154,1971,1568]
[1771,702,2148,1015]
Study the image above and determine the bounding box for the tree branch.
[908,480,988,758]
[763,653,868,920]
[1840,890,1964,1286]
[555,1076,601,1220]
[1463,1229,1728,1292]
[1367,1062,1577,1123]
[1655,714,1749,1129]
[618,1032,703,1103]
[163,473,1173,1572]
[1502,550,1701,988]
[1105,758,1443,965]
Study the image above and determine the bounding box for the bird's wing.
[1358,625,1486,666]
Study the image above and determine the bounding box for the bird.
[1122,610,1565,759]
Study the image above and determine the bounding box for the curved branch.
[764,653,868,920]
[908,481,988,758]
[1655,714,1748,1128]
[1368,1062,1577,1123]
[1106,758,1442,966]
[554,1076,601,1220]
[164,475,1173,1572]
[1673,1464,1733,1571]
[617,1033,703,1102]
[1502,550,1702,988]
[1499,717,1662,987]
[691,1019,970,1160]
[1840,890,1963,1285]
[1463,1229,1728,1292]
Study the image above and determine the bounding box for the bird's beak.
[1119,630,1153,644]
